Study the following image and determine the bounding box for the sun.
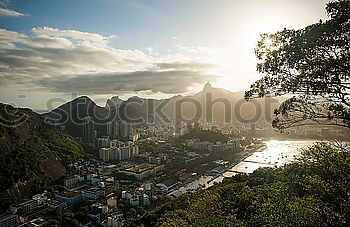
[263,37,273,48]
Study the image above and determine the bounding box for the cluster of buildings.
[50,179,156,225]
[106,121,134,138]
[120,163,164,180]
[285,126,350,139]
[64,173,114,188]
[134,124,180,140]
[99,140,139,162]
[1,174,122,226]
[6,118,285,226]
[48,117,135,146]
[0,193,61,226]
[84,200,123,227]
[184,138,240,153]
[82,119,135,144]
[121,183,153,207]
[55,179,118,207]
[122,191,150,206]
[64,174,84,188]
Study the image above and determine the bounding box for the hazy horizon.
[0,0,330,109]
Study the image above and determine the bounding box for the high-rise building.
[64,175,82,188]
[96,137,110,148]
[99,148,110,162]
[107,215,121,227]
[109,148,119,161]
[107,121,133,138]
[99,142,137,162]
[110,139,121,148]
[119,147,131,160]
[131,144,139,156]
[107,121,120,139]
[83,117,95,144]
[120,122,133,138]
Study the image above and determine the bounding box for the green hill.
[0,103,90,211]
[135,143,350,226]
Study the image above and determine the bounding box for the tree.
[245,0,350,130]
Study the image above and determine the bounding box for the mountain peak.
[203,82,213,91]
[106,96,124,108]
[66,96,94,105]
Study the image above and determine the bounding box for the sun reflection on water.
[230,140,317,174]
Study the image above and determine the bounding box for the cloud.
[36,70,217,94]
[0,8,25,16]
[155,62,216,71]
[31,27,115,47]
[0,1,27,17]
[0,27,218,96]
[0,28,28,43]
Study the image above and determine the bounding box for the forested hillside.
[0,103,90,211]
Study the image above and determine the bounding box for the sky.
[0,0,330,110]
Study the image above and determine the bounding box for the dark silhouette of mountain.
[43,95,148,138]
[110,82,253,123]
[105,96,124,109]
[43,96,108,138]
[119,82,280,124]
[42,83,280,139]
[0,103,88,211]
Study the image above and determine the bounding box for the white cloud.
[0,0,27,17]
[0,7,25,17]
[0,27,218,95]
[31,27,116,47]
[0,8,22,16]
[0,28,28,43]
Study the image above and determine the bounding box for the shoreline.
[172,139,318,196]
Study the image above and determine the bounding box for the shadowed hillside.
[0,103,90,211]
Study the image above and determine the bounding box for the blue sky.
[1,0,206,49]
[0,0,330,109]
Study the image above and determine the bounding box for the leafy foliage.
[0,136,42,191]
[0,128,87,191]
[45,201,97,226]
[0,103,89,211]
[41,128,88,165]
[245,0,350,130]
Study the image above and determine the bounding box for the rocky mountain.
[43,83,280,139]
[0,103,88,211]
[43,95,147,138]
[105,96,124,109]
[43,96,109,138]
[117,82,280,124]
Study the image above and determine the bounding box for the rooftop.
[124,163,157,173]
[57,191,81,198]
